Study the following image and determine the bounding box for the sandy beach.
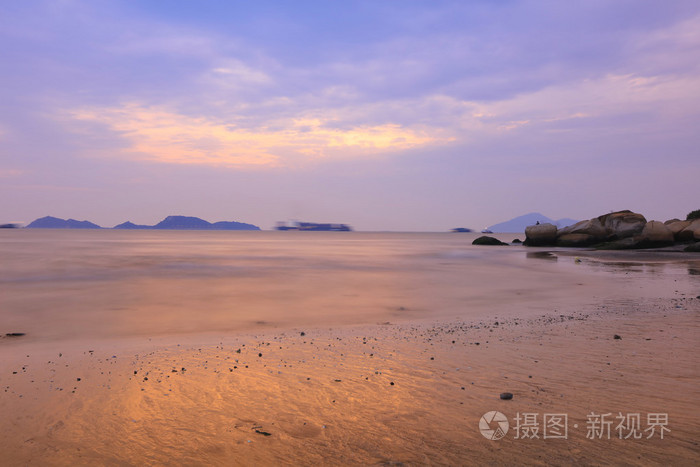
[1,233,699,465]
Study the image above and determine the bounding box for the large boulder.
[524,223,557,246]
[666,220,691,240]
[557,218,607,242]
[639,221,674,245]
[679,219,700,241]
[597,211,647,239]
[472,236,508,246]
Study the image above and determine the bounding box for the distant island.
[25,216,102,229]
[25,215,260,231]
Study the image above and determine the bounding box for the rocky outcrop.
[523,223,557,246]
[523,210,699,250]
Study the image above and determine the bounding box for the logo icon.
[480,411,509,440]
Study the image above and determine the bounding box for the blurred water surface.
[1,229,697,342]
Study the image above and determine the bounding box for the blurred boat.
[276,221,352,231]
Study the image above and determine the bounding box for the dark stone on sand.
[614,334,622,340]
[300,331,306,336]
[472,236,508,246]
[500,392,513,400]
[258,352,262,357]
[390,382,395,386]
[5,333,25,337]
[255,430,272,436]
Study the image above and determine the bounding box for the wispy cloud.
[68,104,447,168]
[0,169,24,178]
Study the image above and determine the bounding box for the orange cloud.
[70,104,444,168]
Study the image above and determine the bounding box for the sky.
[1,0,699,231]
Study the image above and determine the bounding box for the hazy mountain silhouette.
[26,216,102,229]
[487,213,579,233]
[27,215,260,230]
[151,215,259,230]
[113,221,151,230]
[117,215,260,230]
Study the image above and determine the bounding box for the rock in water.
[524,223,557,246]
[472,236,508,246]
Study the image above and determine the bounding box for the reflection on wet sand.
[526,251,558,261]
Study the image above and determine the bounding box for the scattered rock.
[472,236,508,246]
[500,392,513,400]
[614,334,622,340]
[5,333,26,337]
[255,430,272,437]
[512,238,522,244]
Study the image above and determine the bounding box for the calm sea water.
[1,230,697,343]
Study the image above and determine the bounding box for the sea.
[1,229,698,344]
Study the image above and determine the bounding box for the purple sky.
[1,0,699,230]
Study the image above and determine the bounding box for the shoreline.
[2,294,698,466]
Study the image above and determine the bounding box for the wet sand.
[1,294,698,465]
[1,234,699,466]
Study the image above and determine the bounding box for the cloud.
[0,169,24,178]
[67,104,447,168]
